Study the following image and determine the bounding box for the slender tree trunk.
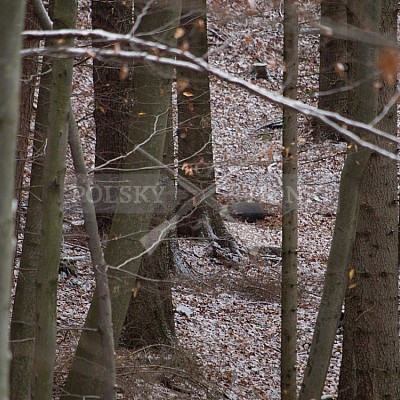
[63,2,182,397]
[299,1,381,398]
[68,111,116,400]
[0,2,26,399]
[10,56,51,400]
[11,3,57,396]
[314,0,348,141]
[281,0,298,398]
[31,1,77,398]
[338,0,399,398]
[10,4,49,399]
[298,129,373,400]
[15,0,40,233]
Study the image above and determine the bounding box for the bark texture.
[176,0,214,238]
[10,4,49,399]
[176,0,238,257]
[92,0,133,231]
[10,56,51,400]
[338,0,399,398]
[121,109,176,349]
[32,1,76,398]
[299,1,381,398]
[0,2,26,399]
[314,0,348,141]
[69,111,116,399]
[281,0,298,398]
[15,0,40,232]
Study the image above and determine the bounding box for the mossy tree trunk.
[31,0,77,398]
[120,217,176,349]
[10,4,50,399]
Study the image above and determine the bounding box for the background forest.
[1,0,400,399]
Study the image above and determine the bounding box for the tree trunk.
[121,107,176,349]
[10,55,51,400]
[338,0,399,398]
[299,1,381,398]
[15,0,40,233]
[120,220,176,348]
[92,0,133,232]
[69,111,116,400]
[281,0,298,398]
[176,0,239,257]
[313,0,348,141]
[0,3,25,399]
[176,0,213,236]
[63,1,182,397]
[31,1,76,398]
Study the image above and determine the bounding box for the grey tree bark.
[90,0,176,348]
[0,2,26,399]
[31,0,77,398]
[314,0,348,141]
[92,0,133,232]
[338,0,399,398]
[121,107,176,348]
[176,0,214,238]
[281,0,298,398]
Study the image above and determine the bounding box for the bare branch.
[31,0,52,30]
[21,28,400,160]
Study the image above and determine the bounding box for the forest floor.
[49,0,348,399]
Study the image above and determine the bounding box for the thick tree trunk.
[92,0,133,232]
[32,1,76,398]
[176,0,214,237]
[63,2,181,397]
[120,219,176,348]
[313,0,348,141]
[281,0,298,398]
[121,108,176,349]
[338,0,399,398]
[0,3,26,399]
